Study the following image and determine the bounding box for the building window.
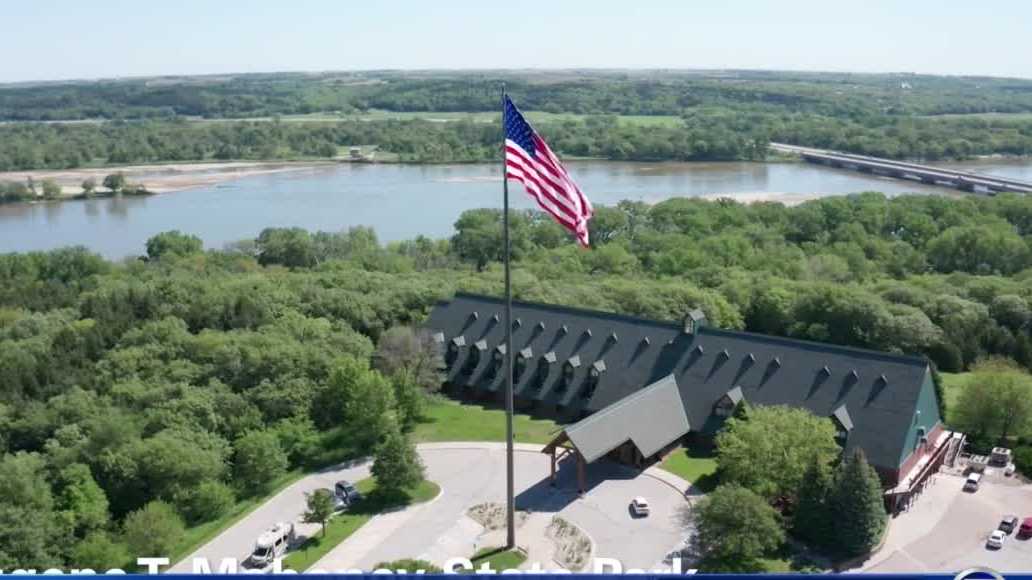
[532,359,551,391]
[461,347,480,376]
[487,349,503,380]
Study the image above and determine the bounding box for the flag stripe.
[505,164,580,229]
[504,142,579,214]
[503,95,592,247]
[505,147,584,225]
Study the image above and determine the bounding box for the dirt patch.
[467,503,529,531]
[547,516,592,572]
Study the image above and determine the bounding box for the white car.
[631,497,650,517]
[1005,463,1016,477]
[987,530,1007,549]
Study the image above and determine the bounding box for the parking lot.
[172,442,690,573]
[863,467,1032,573]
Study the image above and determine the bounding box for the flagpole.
[501,84,516,551]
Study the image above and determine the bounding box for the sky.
[3,0,1030,83]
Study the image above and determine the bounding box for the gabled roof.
[562,375,690,463]
[425,292,936,471]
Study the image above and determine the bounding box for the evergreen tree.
[829,448,886,556]
[392,371,426,432]
[731,399,751,422]
[928,361,947,420]
[371,427,424,497]
[792,454,832,546]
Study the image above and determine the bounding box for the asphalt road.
[170,442,690,573]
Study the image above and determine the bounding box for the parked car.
[326,488,348,512]
[964,472,982,492]
[630,496,650,517]
[335,480,361,505]
[1005,463,1016,477]
[987,530,1007,549]
[244,522,295,570]
[1019,517,1032,538]
[1000,515,1019,534]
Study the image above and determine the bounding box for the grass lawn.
[659,445,719,492]
[940,371,970,424]
[413,398,560,444]
[170,468,305,565]
[463,546,528,573]
[282,477,440,572]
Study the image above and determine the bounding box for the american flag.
[504,96,593,247]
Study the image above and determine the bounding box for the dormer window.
[582,360,606,400]
[488,345,506,379]
[713,386,744,418]
[515,347,531,382]
[461,340,486,376]
[559,356,581,394]
[683,308,707,335]
[446,336,465,368]
[532,354,554,391]
[832,404,854,447]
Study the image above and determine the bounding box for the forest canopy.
[4,190,1032,566]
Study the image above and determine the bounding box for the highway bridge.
[770,143,1032,194]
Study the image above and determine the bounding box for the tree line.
[2,110,1029,173]
[2,71,1032,171]
[5,70,1032,121]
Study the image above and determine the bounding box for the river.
[2,159,1031,259]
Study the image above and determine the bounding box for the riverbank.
[0,160,339,197]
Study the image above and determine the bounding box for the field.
[196,109,685,128]
[940,371,970,424]
[922,112,1032,122]
[412,398,561,444]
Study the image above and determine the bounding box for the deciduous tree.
[693,484,784,571]
[715,405,839,502]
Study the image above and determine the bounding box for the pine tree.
[731,399,751,422]
[792,453,832,547]
[371,427,425,497]
[830,448,886,556]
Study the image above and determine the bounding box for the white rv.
[245,522,295,570]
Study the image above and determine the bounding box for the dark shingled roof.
[425,292,934,472]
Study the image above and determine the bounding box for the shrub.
[1013,446,1032,477]
[175,480,236,524]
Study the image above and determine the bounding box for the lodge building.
[425,292,961,508]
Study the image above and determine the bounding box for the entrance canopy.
[543,374,690,463]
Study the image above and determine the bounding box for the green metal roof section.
[563,374,690,463]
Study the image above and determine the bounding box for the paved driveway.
[863,468,1032,573]
[169,458,373,572]
[172,442,690,573]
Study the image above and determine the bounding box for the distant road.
[771,142,1032,194]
